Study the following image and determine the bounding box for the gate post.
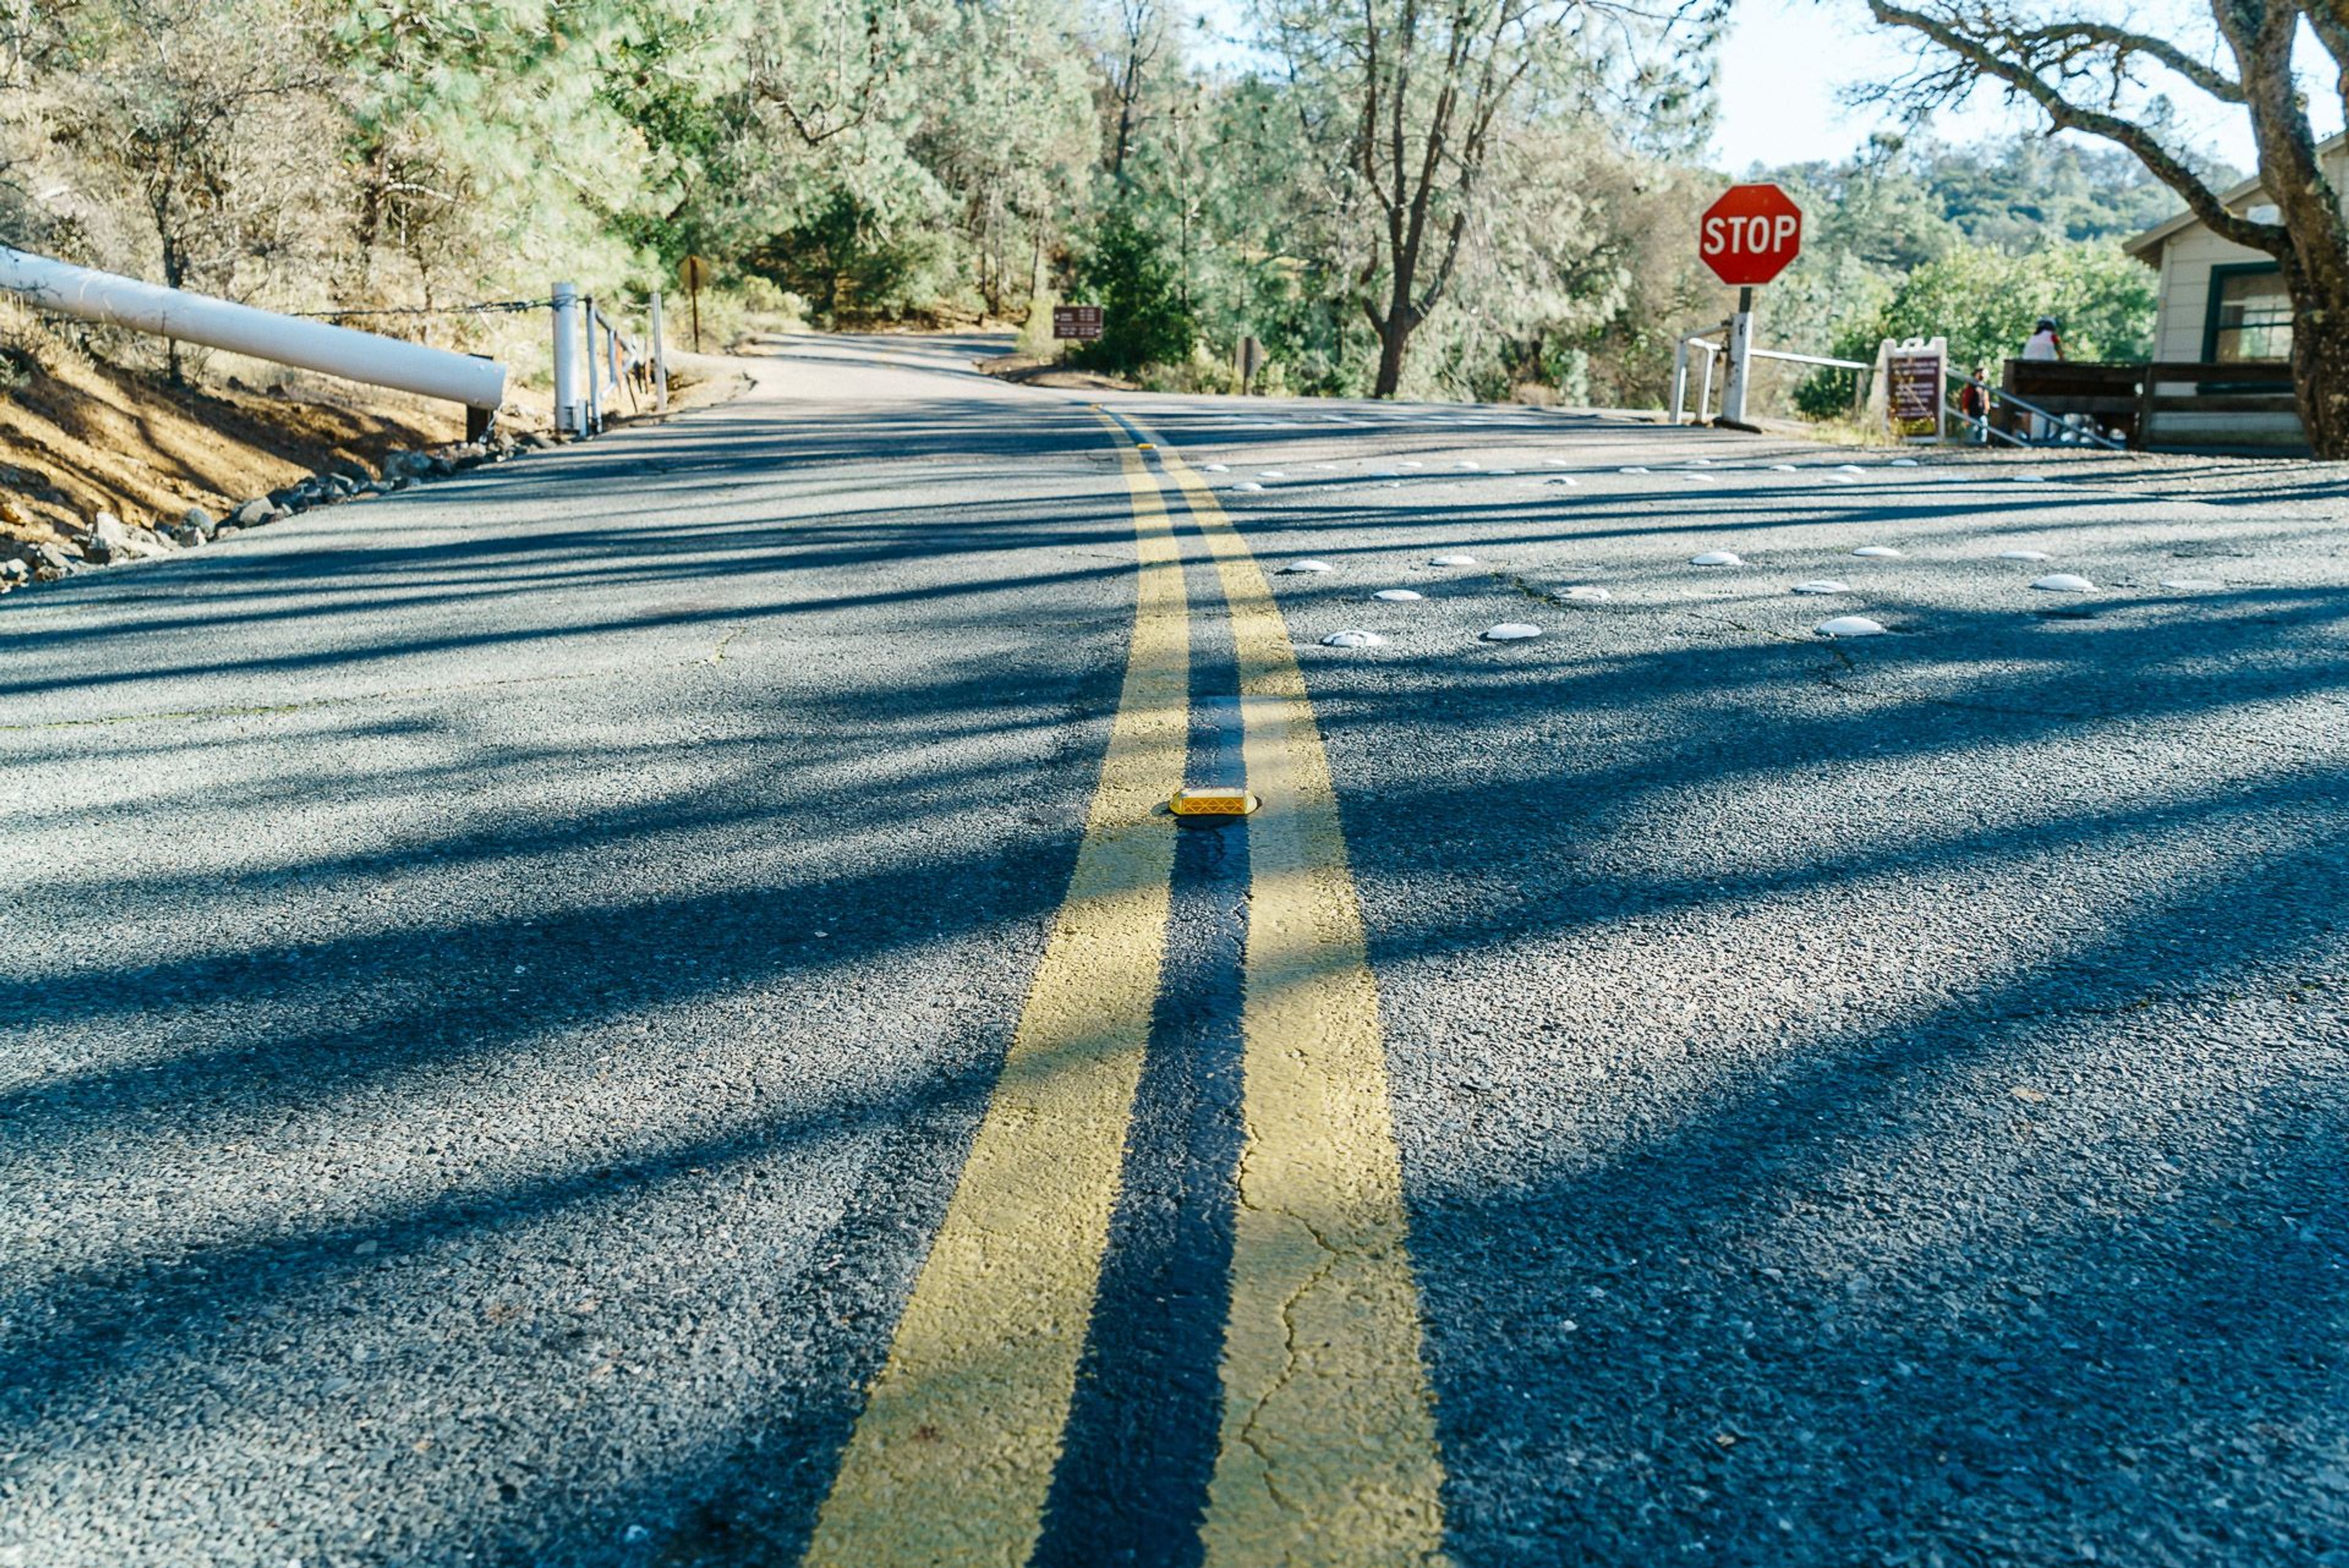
[552,281,584,437]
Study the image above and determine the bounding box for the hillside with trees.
[0,0,2223,417]
[1754,137,2227,416]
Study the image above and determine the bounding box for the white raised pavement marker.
[1998,549,2051,561]
[1792,580,1849,594]
[1322,629,1386,648]
[1815,615,1888,638]
[1430,554,1479,567]
[1372,588,1423,601]
[1852,546,1904,558]
[1280,560,1334,574]
[1690,551,1743,566]
[1562,585,1611,602]
[1482,623,1542,641]
[2031,573,2095,591]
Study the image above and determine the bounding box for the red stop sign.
[1699,184,1803,286]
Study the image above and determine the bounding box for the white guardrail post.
[582,295,601,435]
[648,290,668,412]
[1670,324,1729,425]
[551,281,584,437]
[0,245,506,415]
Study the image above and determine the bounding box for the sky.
[1709,0,2314,174]
[1190,0,2337,180]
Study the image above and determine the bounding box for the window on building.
[2210,266,2293,361]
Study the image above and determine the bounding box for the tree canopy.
[1862,0,2349,452]
[0,0,2233,417]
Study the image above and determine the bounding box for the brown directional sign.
[1890,348,1943,423]
[1053,305,1103,341]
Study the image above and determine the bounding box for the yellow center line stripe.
[1142,424,1453,1566]
[803,424,1189,1568]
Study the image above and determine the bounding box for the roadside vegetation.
[0,0,2321,431]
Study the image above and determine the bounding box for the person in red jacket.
[1958,364,1991,442]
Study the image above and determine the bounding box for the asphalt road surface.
[5,334,2347,1568]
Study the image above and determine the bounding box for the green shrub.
[1071,201,1198,375]
[1795,239,2156,418]
[1140,351,1244,395]
[1017,292,1065,359]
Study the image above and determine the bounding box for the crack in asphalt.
[1227,1188,1341,1538]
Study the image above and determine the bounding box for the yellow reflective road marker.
[1171,786,1260,816]
[1149,427,1453,1567]
[803,424,1189,1568]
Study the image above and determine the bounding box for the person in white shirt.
[2021,317,2063,436]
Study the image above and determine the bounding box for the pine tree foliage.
[0,0,2194,406]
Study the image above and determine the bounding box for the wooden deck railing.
[2002,359,2303,453]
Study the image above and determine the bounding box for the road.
[4,333,2347,1568]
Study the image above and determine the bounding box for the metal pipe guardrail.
[1945,369,2128,451]
[0,245,507,412]
[1752,349,1870,372]
[1671,331,1869,425]
[1669,324,1727,424]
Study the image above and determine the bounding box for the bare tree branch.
[2006,20,2245,102]
[2307,2,2349,105]
[1866,0,2286,255]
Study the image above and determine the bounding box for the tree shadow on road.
[3,386,2347,1567]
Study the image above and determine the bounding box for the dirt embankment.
[0,320,485,555]
[977,353,1136,392]
[0,306,751,591]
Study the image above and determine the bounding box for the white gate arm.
[0,246,507,411]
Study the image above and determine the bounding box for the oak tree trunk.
[2286,259,2349,457]
[1373,313,1409,397]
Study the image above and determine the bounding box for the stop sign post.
[1698,184,1803,424]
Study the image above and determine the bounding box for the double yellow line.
[804,416,1449,1567]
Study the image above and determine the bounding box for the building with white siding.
[2113,137,2343,450]
[2123,136,2345,364]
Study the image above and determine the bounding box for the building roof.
[2123,132,2348,260]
